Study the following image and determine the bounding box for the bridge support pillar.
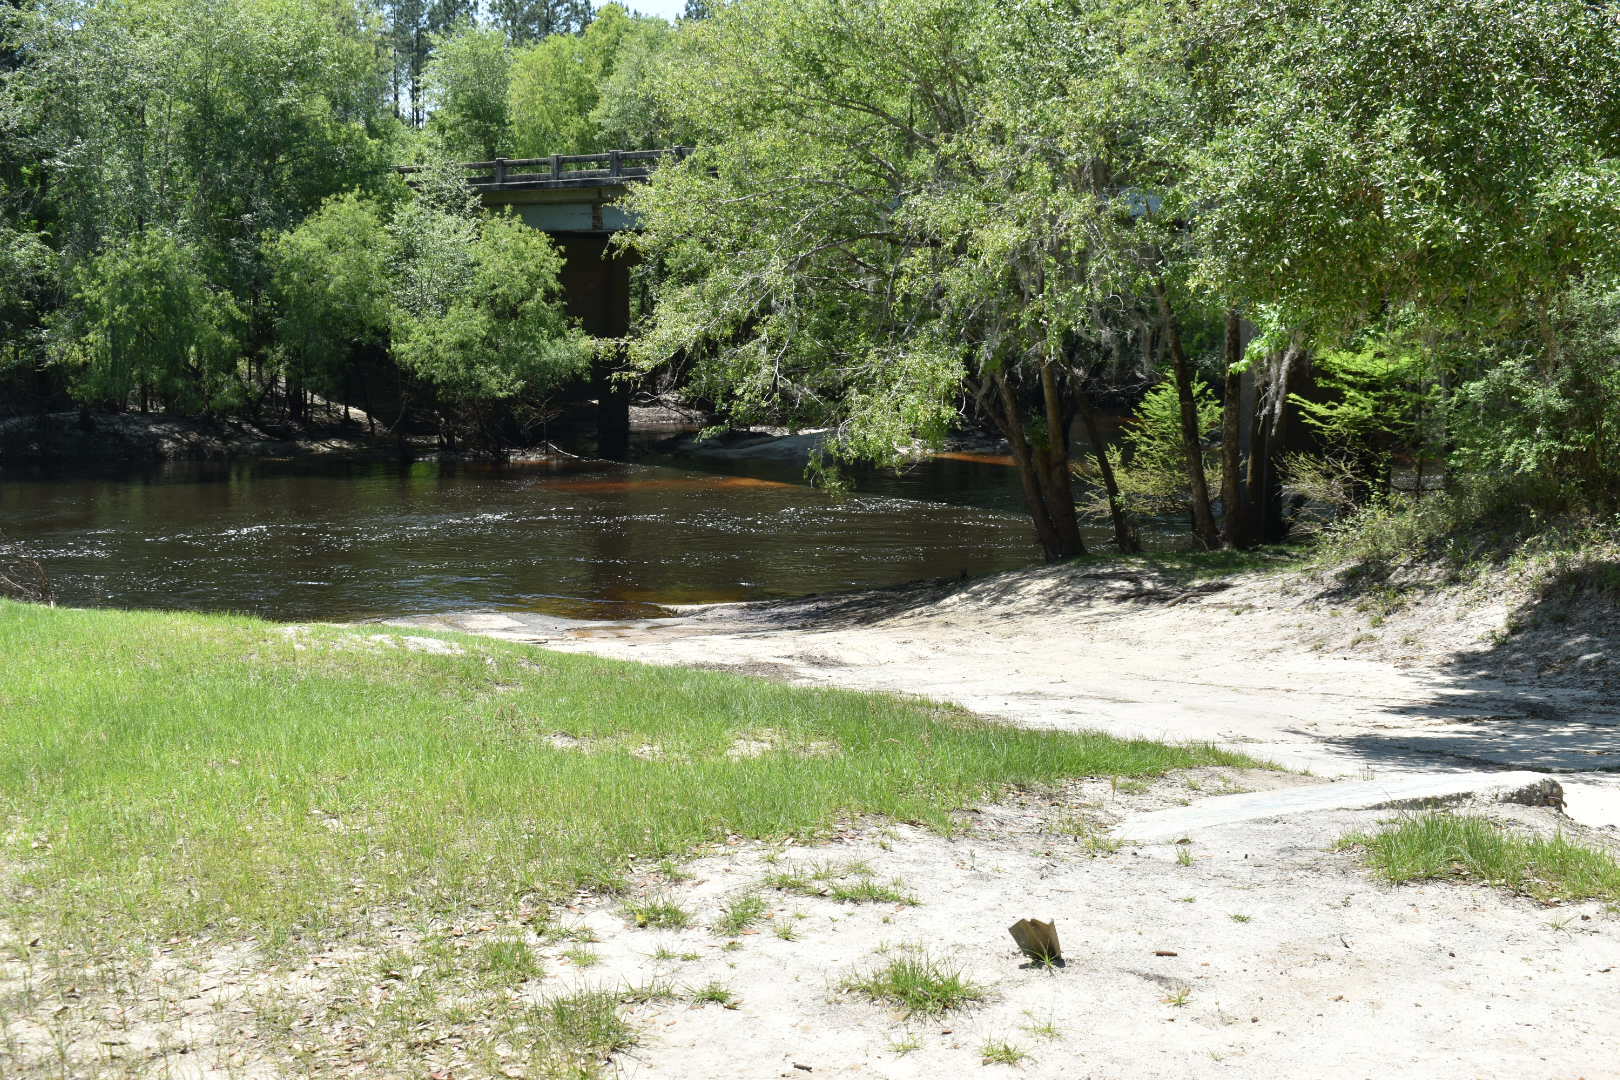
[555,234,634,459]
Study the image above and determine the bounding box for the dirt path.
[406,559,1620,828]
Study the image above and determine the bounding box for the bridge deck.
[397,148,690,193]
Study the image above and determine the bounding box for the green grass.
[980,1039,1030,1066]
[688,981,736,1007]
[545,990,637,1055]
[714,892,768,936]
[1340,814,1620,903]
[843,953,985,1015]
[0,602,1252,949]
[763,859,919,905]
[474,938,542,983]
[622,896,693,930]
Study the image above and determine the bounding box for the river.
[0,447,1049,622]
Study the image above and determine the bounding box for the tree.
[265,193,396,420]
[0,226,54,380]
[507,4,659,156]
[1112,376,1222,526]
[588,17,690,150]
[487,0,593,44]
[622,0,1216,558]
[1185,0,1620,336]
[54,232,241,414]
[389,167,588,443]
[422,21,515,160]
[383,0,478,125]
[1178,0,1620,538]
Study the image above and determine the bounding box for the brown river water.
[0,449,1061,622]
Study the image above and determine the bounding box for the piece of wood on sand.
[1008,918,1062,964]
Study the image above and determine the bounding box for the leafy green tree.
[588,17,690,150]
[389,168,587,442]
[508,4,657,155]
[622,0,1208,558]
[383,0,477,125]
[6,0,396,268]
[487,0,593,44]
[1184,0,1620,336]
[1449,284,1620,512]
[1293,336,1437,499]
[1180,0,1620,532]
[1112,377,1222,523]
[0,226,54,380]
[54,233,241,413]
[3,0,401,414]
[421,21,514,160]
[265,193,396,417]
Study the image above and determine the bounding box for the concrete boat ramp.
[1119,770,1569,843]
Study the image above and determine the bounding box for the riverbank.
[0,410,393,466]
[411,548,1620,827]
[9,586,1620,1075]
[5,601,1619,1078]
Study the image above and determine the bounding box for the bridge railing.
[397,147,693,191]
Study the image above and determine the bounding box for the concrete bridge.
[398,148,689,455]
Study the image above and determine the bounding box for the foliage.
[1291,334,1440,500]
[390,203,586,426]
[265,193,395,399]
[1297,343,1432,450]
[486,0,594,44]
[0,225,54,375]
[621,0,1194,557]
[1448,282,1620,512]
[1114,377,1221,504]
[422,21,515,161]
[381,0,478,126]
[588,16,690,150]
[4,0,397,280]
[508,4,654,155]
[1183,0,1620,335]
[53,232,242,413]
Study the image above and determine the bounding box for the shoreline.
[399,554,1620,829]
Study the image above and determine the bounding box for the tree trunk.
[1219,310,1248,549]
[992,372,1085,562]
[1246,343,1301,543]
[1152,278,1219,549]
[1038,362,1086,557]
[1076,390,1139,553]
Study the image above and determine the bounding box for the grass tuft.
[764,860,918,905]
[689,981,737,1007]
[545,990,637,1055]
[843,953,985,1016]
[714,892,768,937]
[980,1039,1030,1066]
[474,938,542,983]
[1340,813,1620,903]
[623,897,693,930]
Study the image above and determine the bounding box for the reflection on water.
[930,451,1019,467]
[0,454,1043,622]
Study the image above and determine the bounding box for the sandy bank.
[407,557,1620,827]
